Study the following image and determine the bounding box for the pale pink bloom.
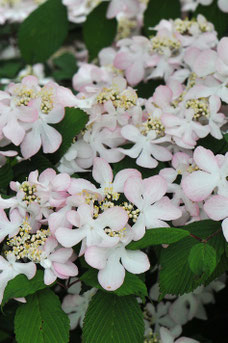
[119,124,172,169]
[0,90,38,145]
[0,209,23,242]
[0,253,36,304]
[204,195,228,241]
[184,47,217,78]
[73,63,112,93]
[83,124,125,163]
[124,175,182,240]
[40,237,78,285]
[181,0,212,11]
[0,0,42,24]
[92,156,141,195]
[58,139,93,175]
[63,0,94,23]
[85,242,150,291]
[160,327,199,343]
[159,167,199,218]
[218,0,228,12]
[20,98,64,158]
[62,282,96,329]
[0,169,70,219]
[161,109,210,149]
[114,36,155,86]
[55,204,128,252]
[182,146,228,201]
[27,169,71,208]
[106,0,140,19]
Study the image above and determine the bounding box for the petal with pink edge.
[124,176,143,209]
[85,246,108,269]
[204,195,228,220]
[98,254,125,291]
[55,227,85,248]
[143,175,167,204]
[92,157,113,186]
[96,206,128,231]
[193,146,218,173]
[44,269,57,285]
[182,171,217,201]
[121,249,150,274]
[53,261,78,277]
[113,168,141,193]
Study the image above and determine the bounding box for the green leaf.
[81,269,147,298]
[0,60,23,79]
[2,270,47,306]
[83,3,117,61]
[144,0,181,36]
[53,53,78,81]
[188,243,217,277]
[14,288,70,343]
[82,291,144,343]
[136,79,164,99]
[197,134,228,155]
[18,0,68,64]
[127,227,190,250]
[195,2,228,38]
[0,163,13,190]
[159,220,225,296]
[48,107,88,164]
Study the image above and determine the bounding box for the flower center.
[5,219,50,263]
[151,36,181,56]
[140,116,165,137]
[97,87,137,110]
[20,181,40,205]
[39,88,54,114]
[14,86,36,106]
[186,98,209,120]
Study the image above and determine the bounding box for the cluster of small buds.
[20,181,40,204]
[39,88,54,114]
[174,17,213,34]
[5,220,50,263]
[121,201,140,223]
[186,98,210,120]
[103,187,120,201]
[14,86,36,106]
[141,117,165,137]
[116,17,138,41]
[97,87,137,110]
[104,227,127,238]
[150,36,181,56]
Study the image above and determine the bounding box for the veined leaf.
[82,291,144,343]
[14,289,70,343]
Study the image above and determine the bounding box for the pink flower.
[182,146,228,201]
[124,175,182,240]
[20,98,64,158]
[204,195,228,241]
[55,204,128,252]
[85,243,150,291]
[0,253,36,304]
[119,124,172,169]
[40,237,78,285]
[0,209,23,242]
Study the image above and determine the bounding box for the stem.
[190,228,222,243]
[189,233,202,242]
